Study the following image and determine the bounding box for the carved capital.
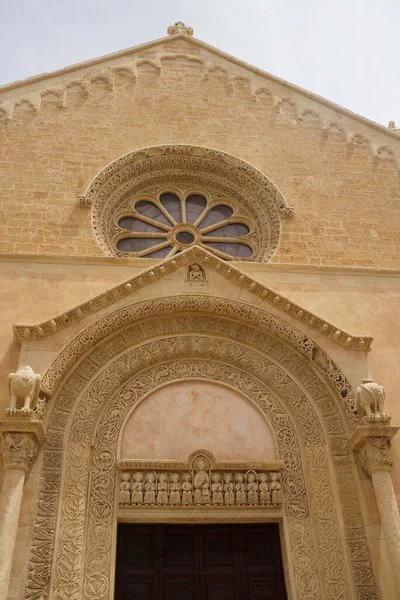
[348,424,399,475]
[0,420,45,472]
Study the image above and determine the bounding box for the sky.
[1,0,399,127]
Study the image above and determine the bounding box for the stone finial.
[7,365,41,416]
[356,378,389,425]
[388,120,400,133]
[167,22,194,36]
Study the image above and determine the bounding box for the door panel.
[115,524,287,600]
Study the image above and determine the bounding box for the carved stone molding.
[349,425,399,475]
[16,297,364,430]
[13,249,372,353]
[0,420,45,472]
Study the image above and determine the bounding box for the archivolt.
[79,144,294,261]
[40,295,358,424]
[24,306,378,600]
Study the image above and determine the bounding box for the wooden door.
[115,524,287,599]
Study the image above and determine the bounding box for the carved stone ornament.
[167,22,194,36]
[23,300,379,600]
[356,378,389,424]
[0,420,45,471]
[79,145,294,262]
[348,424,399,476]
[187,263,205,280]
[118,450,283,508]
[13,248,372,353]
[7,365,41,416]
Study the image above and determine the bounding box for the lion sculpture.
[7,365,41,414]
[356,378,388,424]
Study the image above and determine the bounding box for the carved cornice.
[0,420,45,472]
[12,246,372,351]
[1,29,399,160]
[118,452,284,472]
[348,424,399,475]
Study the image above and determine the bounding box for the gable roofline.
[1,32,399,142]
[13,245,372,351]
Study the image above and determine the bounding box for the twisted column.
[349,424,400,593]
[0,421,44,599]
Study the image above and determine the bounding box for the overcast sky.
[1,0,399,127]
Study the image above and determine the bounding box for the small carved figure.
[211,472,223,505]
[258,473,271,505]
[194,459,210,505]
[188,264,205,281]
[357,379,388,424]
[270,473,282,505]
[144,472,156,505]
[388,120,400,133]
[131,472,144,505]
[8,365,41,414]
[156,473,169,505]
[235,473,246,505]
[223,472,235,505]
[246,472,259,505]
[119,472,131,505]
[169,473,182,505]
[182,473,193,505]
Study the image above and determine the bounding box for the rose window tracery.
[115,192,253,259]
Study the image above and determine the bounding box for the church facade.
[0,21,400,600]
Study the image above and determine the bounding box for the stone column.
[0,421,44,599]
[349,424,400,593]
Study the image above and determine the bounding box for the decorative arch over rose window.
[80,144,294,261]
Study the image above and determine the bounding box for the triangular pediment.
[1,26,399,157]
[13,246,372,352]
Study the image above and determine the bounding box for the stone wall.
[0,37,399,266]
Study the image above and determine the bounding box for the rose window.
[115,192,253,260]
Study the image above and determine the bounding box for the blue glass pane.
[116,237,166,253]
[134,201,171,226]
[185,194,207,223]
[146,246,172,258]
[203,223,249,238]
[160,193,182,223]
[118,217,165,233]
[198,205,233,228]
[203,241,252,258]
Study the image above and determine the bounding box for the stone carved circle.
[24,304,378,600]
[83,145,294,261]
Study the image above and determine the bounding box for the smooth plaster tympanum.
[120,380,277,461]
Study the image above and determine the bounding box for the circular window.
[115,192,252,260]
